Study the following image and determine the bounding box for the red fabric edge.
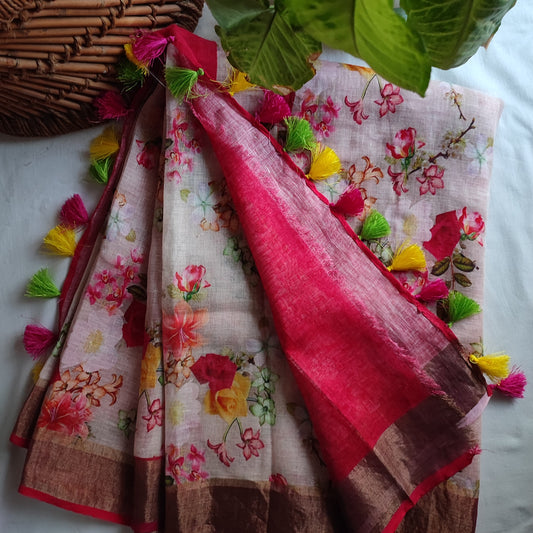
[9,433,29,448]
[165,25,465,354]
[18,485,130,526]
[131,520,160,533]
[382,448,479,533]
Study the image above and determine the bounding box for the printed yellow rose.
[140,343,162,391]
[204,373,251,423]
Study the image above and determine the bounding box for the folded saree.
[11,27,504,533]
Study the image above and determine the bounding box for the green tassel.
[117,58,146,92]
[165,67,204,102]
[89,156,114,184]
[360,210,391,240]
[25,268,61,298]
[447,290,481,326]
[283,117,317,152]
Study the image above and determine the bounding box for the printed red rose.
[423,210,462,261]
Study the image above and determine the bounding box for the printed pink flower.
[236,428,265,460]
[417,164,445,195]
[388,166,409,196]
[423,210,462,261]
[298,91,319,123]
[187,444,206,468]
[143,398,163,432]
[38,392,92,438]
[136,139,161,169]
[386,127,420,159]
[167,444,185,482]
[459,207,485,244]
[131,248,144,264]
[162,300,208,357]
[344,96,369,125]
[191,353,237,392]
[321,96,340,121]
[374,83,403,117]
[207,440,235,467]
[86,284,102,305]
[95,269,116,285]
[187,467,209,482]
[175,264,210,294]
[269,473,288,487]
[313,120,334,138]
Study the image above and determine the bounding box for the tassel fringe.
[25,268,61,298]
[59,194,89,229]
[117,57,147,92]
[89,156,114,184]
[165,67,204,102]
[447,290,481,326]
[360,210,391,240]
[469,352,510,381]
[42,225,77,257]
[256,90,291,123]
[306,144,342,181]
[131,31,173,65]
[94,91,130,120]
[90,127,120,162]
[487,367,527,398]
[228,69,255,96]
[23,324,58,359]
[283,117,317,152]
[330,185,364,217]
[388,242,426,272]
[123,43,149,74]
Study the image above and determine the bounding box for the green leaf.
[401,0,516,69]
[452,253,476,272]
[453,272,472,287]
[209,0,321,91]
[431,256,451,276]
[180,189,191,202]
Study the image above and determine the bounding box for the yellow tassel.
[469,352,510,382]
[227,69,255,96]
[306,144,342,181]
[387,242,426,272]
[123,43,149,74]
[31,359,46,383]
[42,225,77,257]
[90,126,120,162]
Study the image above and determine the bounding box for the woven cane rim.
[0,0,204,136]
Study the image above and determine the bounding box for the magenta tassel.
[488,367,527,398]
[416,278,449,303]
[59,194,89,229]
[256,90,291,124]
[330,185,364,217]
[23,324,58,359]
[95,91,130,120]
[132,31,173,64]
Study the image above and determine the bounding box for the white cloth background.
[1,2,532,532]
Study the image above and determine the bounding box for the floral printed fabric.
[12,28,502,533]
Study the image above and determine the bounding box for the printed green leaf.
[209,0,321,91]
[431,256,451,276]
[401,0,516,69]
[453,272,472,287]
[180,189,191,202]
[453,253,476,272]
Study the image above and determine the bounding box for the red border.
[382,448,480,533]
[9,433,29,448]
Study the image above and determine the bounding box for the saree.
[11,27,503,532]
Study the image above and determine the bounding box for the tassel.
[330,185,364,217]
[25,268,61,298]
[31,359,46,383]
[416,278,449,303]
[228,69,255,96]
[283,117,317,152]
[117,57,147,92]
[90,127,120,162]
[23,324,58,359]
[360,210,391,240]
[306,144,342,181]
[256,90,291,123]
[387,242,426,272]
[487,367,527,398]
[469,352,510,382]
[132,31,173,65]
[42,225,77,257]
[165,67,204,103]
[89,156,114,184]
[94,91,129,120]
[447,290,481,326]
[59,194,89,229]
[123,43,149,74]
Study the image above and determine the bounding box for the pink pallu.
[11,27,502,533]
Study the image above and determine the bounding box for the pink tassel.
[256,90,291,124]
[416,278,449,303]
[23,324,58,359]
[95,91,130,120]
[487,367,527,398]
[330,185,364,217]
[132,31,173,64]
[59,194,89,229]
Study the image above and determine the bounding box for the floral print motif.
[136,138,162,169]
[297,90,339,140]
[166,443,209,485]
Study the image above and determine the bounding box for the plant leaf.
[208,0,321,91]
[401,0,516,69]
[453,253,476,272]
[453,272,472,287]
[431,256,451,276]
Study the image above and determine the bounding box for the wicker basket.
[0,0,203,136]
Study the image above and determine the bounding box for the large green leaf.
[401,0,516,69]
[207,0,321,91]
[282,0,431,95]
